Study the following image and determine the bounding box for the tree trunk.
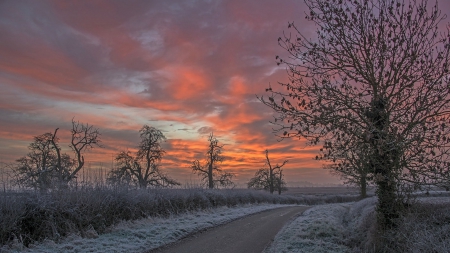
[360,174,367,198]
[277,170,283,195]
[375,161,401,229]
[208,162,214,189]
[269,168,274,194]
[369,97,402,229]
[139,178,147,188]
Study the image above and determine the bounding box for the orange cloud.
[167,66,211,100]
[0,0,341,185]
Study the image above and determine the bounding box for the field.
[1,186,448,252]
[285,186,370,196]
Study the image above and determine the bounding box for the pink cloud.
[0,0,344,185]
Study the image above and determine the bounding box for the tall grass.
[344,196,450,252]
[266,195,450,253]
[0,187,360,248]
[364,200,450,252]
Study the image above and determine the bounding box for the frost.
[265,203,352,253]
[9,204,292,253]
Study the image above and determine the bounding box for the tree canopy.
[261,0,450,228]
[191,133,234,189]
[108,125,180,188]
[248,150,288,194]
[13,120,102,191]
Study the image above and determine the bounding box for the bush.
[343,197,450,252]
[0,187,360,248]
[372,200,450,253]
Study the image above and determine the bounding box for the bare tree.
[107,125,180,188]
[248,150,288,194]
[66,120,102,183]
[261,0,450,228]
[276,168,286,195]
[13,119,101,190]
[13,132,59,191]
[191,133,234,189]
[323,138,373,198]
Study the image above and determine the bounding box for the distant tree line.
[10,121,289,193]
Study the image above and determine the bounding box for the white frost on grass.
[265,202,352,253]
[6,204,294,253]
[344,197,377,233]
[265,197,377,253]
[266,195,450,253]
[416,196,450,205]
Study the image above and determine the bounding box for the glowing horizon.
[0,0,354,186]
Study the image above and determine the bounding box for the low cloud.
[197,126,214,135]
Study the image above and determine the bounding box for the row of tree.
[10,120,288,194]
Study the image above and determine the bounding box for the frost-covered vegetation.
[2,204,292,253]
[0,187,359,251]
[3,186,447,253]
[266,194,450,253]
[265,202,357,253]
[373,196,450,253]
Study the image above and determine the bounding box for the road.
[148,206,309,253]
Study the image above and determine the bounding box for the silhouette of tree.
[65,120,102,183]
[323,139,373,198]
[13,119,101,191]
[191,133,234,189]
[248,150,288,194]
[107,125,179,188]
[261,0,450,228]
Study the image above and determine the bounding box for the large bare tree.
[261,0,450,228]
[191,133,234,189]
[248,150,288,194]
[107,125,180,188]
[13,119,102,190]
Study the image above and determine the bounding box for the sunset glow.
[0,0,377,186]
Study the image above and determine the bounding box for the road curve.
[148,205,309,253]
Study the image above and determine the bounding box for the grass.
[265,202,354,253]
[3,185,448,252]
[265,194,450,253]
[4,204,295,252]
[345,195,450,253]
[0,187,360,249]
[370,198,450,253]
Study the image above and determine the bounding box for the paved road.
[148,206,309,253]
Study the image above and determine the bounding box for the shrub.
[0,187,360,248]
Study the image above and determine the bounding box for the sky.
[0,0,343,186]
